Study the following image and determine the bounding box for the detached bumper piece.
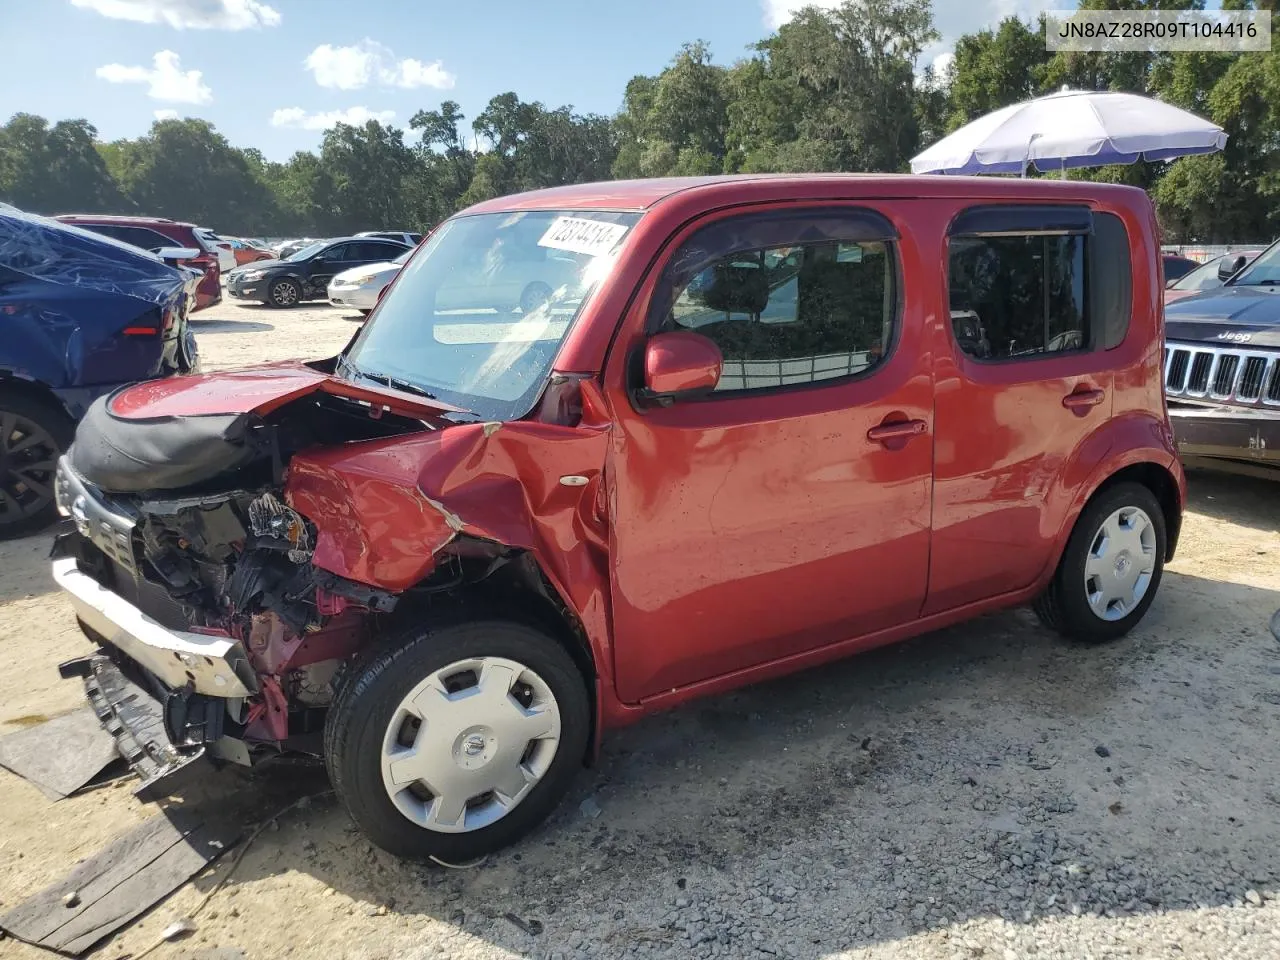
[52,556,256,697]
[80,654,208,800]
[1169,404,1280,479]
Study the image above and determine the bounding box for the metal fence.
[1161,243,1272,262]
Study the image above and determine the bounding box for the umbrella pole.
[1022,133,1043,179]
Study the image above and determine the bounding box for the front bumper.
[52,556,256,697]
[1169,403,1280,473]
[226,278,265,299]
[327,283,378,310]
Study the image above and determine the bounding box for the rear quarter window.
[946,205,1131,360]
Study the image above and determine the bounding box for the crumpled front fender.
[284,380,614,656]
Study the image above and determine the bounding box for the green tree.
[0,114,126,213]
[112,118,278,232]
[315,120,417,233]
[613,42,729,177]
[946,17,1048,131]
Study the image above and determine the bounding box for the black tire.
[518,282,552,315]
[0,390,73,541]
[267,278,302,308]
[325,619,590,862]
[1033,481,1167,644]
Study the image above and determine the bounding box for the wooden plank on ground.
[0,709,119,800]
[0,810,240,956]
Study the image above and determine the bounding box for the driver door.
[604,204,935,704]
[307,243,354,297]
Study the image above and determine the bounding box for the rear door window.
[349,241,403,262]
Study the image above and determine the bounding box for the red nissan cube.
[51,175,1183,862]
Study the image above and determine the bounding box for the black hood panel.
[1165,286,1280,348]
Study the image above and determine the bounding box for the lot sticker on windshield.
[538,217,628,257]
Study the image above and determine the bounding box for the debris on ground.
[0,709,120,800]
[0,811,239,956]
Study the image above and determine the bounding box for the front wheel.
[1033,482,1167,644]
[267,278,301,308]
[325,619,590,861]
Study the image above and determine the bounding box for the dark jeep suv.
[1163,238,1280,478]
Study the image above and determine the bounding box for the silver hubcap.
[1084,506,1157,621]
[273,282,297,305]
[380,657,561,833]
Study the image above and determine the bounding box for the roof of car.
[55,213,198,228]
[460,173,1149,216]
[455,175,1146,217]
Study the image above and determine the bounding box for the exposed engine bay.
[52,377,546,783]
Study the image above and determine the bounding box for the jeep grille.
[1164,342,1280,407]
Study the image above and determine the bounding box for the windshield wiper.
[383,376,440,400]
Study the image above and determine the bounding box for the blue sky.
[2,0,1062,161]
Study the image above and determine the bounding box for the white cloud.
[96,50,212,104]
[70,0,281,30]
[930,50,955,78]
[153,108,180,120]
[761,0,842,30]
[303,39,456,91]
[270,106,396,131]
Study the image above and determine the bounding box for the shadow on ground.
[0,532,58,605]
[1185,468,1280,533]
[190,319,276,334]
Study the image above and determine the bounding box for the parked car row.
[54,214,225,310]
[225,236,414,307]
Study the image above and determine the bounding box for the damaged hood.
[105,360,471,420]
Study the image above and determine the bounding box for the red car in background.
[54,215,222,311]
[228,237,274,266]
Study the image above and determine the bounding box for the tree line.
[2,0,1277,243]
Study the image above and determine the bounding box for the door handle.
[867,419,927,443]
[1062,388,1105,411]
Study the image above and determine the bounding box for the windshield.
[1171,255,1234,292]
[342,209,641,421]
[286,241,327,262]
[1229,240,1280,286]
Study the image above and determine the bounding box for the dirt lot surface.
[3,298,1280,959]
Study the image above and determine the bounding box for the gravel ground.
[1,298,1279,959]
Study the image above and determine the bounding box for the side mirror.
[152,246,202,262]
[641,331,722,404]
[1219,255,1247,281]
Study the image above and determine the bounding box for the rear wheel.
[268,278,301,308]
[325,619,589,861]
[0,391,73,541]
[1033,482,1166,644]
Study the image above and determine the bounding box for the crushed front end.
[48,369,433,794]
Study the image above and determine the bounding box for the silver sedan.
[326,250,410,314]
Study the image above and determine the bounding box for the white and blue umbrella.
[910,87,1227,176]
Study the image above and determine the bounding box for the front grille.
[1164,342,1280,408]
